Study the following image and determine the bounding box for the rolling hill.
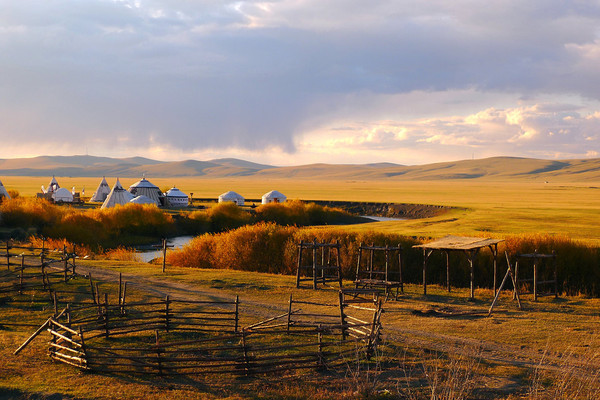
[0,155,599,181]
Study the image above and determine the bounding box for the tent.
[218,191,245,206]
[90,176,111,202]
[0,179,10,200]
[165,187,189,208]
[128,177,163,205]
[47,176,60,194]
[130,195,158,205]
[261,190,287,204]
[52,187,74,203]
[101,179,135,209]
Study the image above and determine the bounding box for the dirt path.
[74,263,578,374]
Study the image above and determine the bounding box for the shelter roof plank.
[414,235,503,251]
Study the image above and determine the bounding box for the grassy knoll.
[2,259,600,399]
[3,177,600,245]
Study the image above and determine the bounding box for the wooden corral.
[296,240,342,289]
[3,245,383,379]
[514,250,558,301]
[414,235,503,300]
[354,243,403,300]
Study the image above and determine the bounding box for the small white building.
[218,191,245,206]
[52,187,74,203]
[165,187,189,208]
[261,190,287,204]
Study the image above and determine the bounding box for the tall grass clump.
[255,199,361,226]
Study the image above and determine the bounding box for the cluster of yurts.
[18,176,288,210]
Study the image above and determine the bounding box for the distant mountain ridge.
[0,155,599,181]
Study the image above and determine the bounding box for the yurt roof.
[166,187,188,198]
[130,195,158,205]
[219,191,244,200]
[101,179,135,209]
[0,179,10,199]
[129,177,159,189]
[90,176,111,202]
[52,187,73,201]
[262,190,286,199]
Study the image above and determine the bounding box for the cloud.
[1,1,600,164]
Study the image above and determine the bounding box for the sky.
[1,0,600,166]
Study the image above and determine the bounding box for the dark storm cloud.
[1,0,600,159]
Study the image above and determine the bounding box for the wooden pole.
[492,244,498,296]
[355,243,362,288]
[338,291,346,340]
[19,256,24,294]
[155,330,163,376]
[469,250,476,300]
[162,238,167,273]
[296,242,303,288]
[121,281,127,315]
[89,274,96,304]
[445,251,451,292]
[14,318,51,355]
[103,293,109,338]
[398,243,403,293]
[234,295,239,333]
[63,245,68,282]
[317,324,324,369]
[336,240,342,288]
[165,295,170,332]
[287,294,293,333]
[553,250,558,298]
[312,239,317,289]
[533,250,538,302]
[5,241,10,270]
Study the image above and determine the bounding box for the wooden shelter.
[354,243,403,300]
[414,235,503,300]
[296,240,342,289]
[514,250,558,301]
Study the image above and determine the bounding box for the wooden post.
[155,330,163,376]
[423,249,432,295]
[164,295,170,332]
[385,245,389,282]
[398,243,403,293]
[104,293,109,338]
[287,294,293,333]
[19,256,24,294]
[533,250,538,302]
[63,245,68,282]
[78,327,88,370]
[89,274,96,304]
[553,250,558,298]
[241,329,250,376]
[445,251,451,292]
[338,291,347,340]
[296,241,303,288]
[121,281,127,315]
[492,244,498,296]
[234,295,239,333]
[317,324,324,369]
[513,258,519,300]
[369,244,374,280]
[312,239,318,289]
[336,240,342,288]
[118,273,122,308]
[53,291,58,316]
[5,241,10,270]
[355,243,362,288]
[468,250,476,300]
[162,238,167,273]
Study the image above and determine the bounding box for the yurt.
[165,187,189,208]
[218,191,245,206]
[52,187,74,203]
[90,176,111,202]
[0,179,10,200]
[128,177,163,205]
[47,176,60,193]
[101,179,135,209]
[130,195,158,205]
[261,190,287,204]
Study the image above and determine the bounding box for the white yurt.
[129,195,158,205]
[47,176,60,193]
[128,176,163,205]
[90,176,111,202]
[0,179,10,200]
[101,179,135,209]
[52,187,74,203]
[0,181,10,199]
[165,187,189,208]
[261,190,287,204]
[218,191,245,206]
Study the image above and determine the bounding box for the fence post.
[317,324,324,369]
[104,293,109,338]
[312,239,318,289]
[89,274,96,304]
[19,256,24,294]
[296,242,303,288]
[79,327,89,370]
[63,245,68,282]
[234,295,239,333]
[241,329,250,376]
[155,330,163,376]
[5,241,10,270]
[53,291,58,317]
[287,294,293,333]
[338,291,347,340]
[121,282,127,315]
[164,295,170,332]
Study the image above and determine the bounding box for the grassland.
[2,259,600,399]
[4,176,600,245]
